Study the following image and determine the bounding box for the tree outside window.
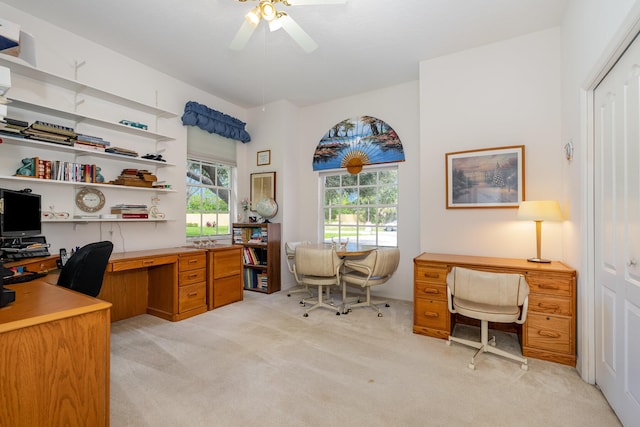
[186,159,233,238]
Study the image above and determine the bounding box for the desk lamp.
[517,200,562,263]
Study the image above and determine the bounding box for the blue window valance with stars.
[181,101,251,143]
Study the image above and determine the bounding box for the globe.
[255,198,278,221]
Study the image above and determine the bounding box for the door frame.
[582,3,640,383]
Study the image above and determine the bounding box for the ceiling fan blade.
[278,14,318,53]
[286,0,347,5]
[229,20,257,51]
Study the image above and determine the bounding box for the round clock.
[76,187,106,213]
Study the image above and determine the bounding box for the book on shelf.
[31,120,76,137]
[119,213,149,219]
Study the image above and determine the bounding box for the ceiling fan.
[230,0,347,53]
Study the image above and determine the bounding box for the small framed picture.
[445,145,525,209]
[257,150,271,166]
[250,171,276,210]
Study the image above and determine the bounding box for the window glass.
[321,166,398,246]
[186,159,233,238]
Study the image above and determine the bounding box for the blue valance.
[181,101,251,143]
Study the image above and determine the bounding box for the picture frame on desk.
[250,171,275,210]
[445,145,525,209]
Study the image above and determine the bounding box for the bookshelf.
[232,222,281,294]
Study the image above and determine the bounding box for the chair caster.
[287,293,291,297]
[521,364,529,371]
[385,303,390,307]
[468,363,476,370]
[336,312,340,316]
[377,313,383,317]
[303,313,309,317]
[299,300,304,305]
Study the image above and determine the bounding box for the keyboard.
[3,250,51,260]
[2,271,48,285]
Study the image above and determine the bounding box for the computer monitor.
[0,188,42,238]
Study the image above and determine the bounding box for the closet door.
[594,33,640,426]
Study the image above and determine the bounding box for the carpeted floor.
[110,290,621,426]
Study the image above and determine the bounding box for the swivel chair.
[341,247,400,317]
[446,266,530,370]
[56,241,114,297]
[285,241,312,299]
[292,245,343,317]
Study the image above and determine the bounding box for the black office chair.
[57,241,113,297]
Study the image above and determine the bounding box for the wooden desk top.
[301,243,376,257]
[108,246,205,262]
[0,280,111,334]
[415,252,575,274]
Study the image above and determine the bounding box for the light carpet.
[110,291,620,426]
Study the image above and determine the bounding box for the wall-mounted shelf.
[8,98,175,142]
[0,134,175,167]
[0,54,179,118]
[42,218,169,224]
[0,175,175,192]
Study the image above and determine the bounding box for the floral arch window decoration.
[312,116,405,174]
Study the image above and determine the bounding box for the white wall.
[0,3,247,253]
[561,0,640,381]
[419,28,563,260]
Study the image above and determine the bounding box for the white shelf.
[0,175,175,192]
[0,134,175,167]
[8,98,175,142]
[43,218,169,224]
[0,54,179,118]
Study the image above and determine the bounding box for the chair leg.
[303,285,340,317]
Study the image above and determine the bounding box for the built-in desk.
[0,281,111,426]
[414,253,577,366]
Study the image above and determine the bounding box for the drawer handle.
[423,311,439,318]
[188,259,199,264]
[188,273,199,279]
[422,288,439,294]
[538,284,560,290]
[188,291,198,297]
[538,330,561,338]
[422,273,439,278]
[142,260,155,266]
[538,303,559,310]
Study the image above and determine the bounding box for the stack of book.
[105,146,138,157]
[111,169,157,187]
[110,204,149,219]
[0,117,27,135]
[23,120,76,145]
[75,133,110,151]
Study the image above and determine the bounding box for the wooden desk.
[203,244,243,310]
[0,281,111,426]
[413,253,577,366]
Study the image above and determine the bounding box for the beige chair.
[446,266,530,370]
[285,241,312,299]
[341,247,400,317]
[292,245,343,317]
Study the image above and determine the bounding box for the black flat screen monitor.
[0,188,42,238]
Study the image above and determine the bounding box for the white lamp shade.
[517,200,563,221]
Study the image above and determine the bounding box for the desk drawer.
[526,272,573,297]
[525,313,572,354]
[110,255,176,272]
[179,254,206,271]
[414,282,447,301]
[529,294,572,316]
[179,282,206,313]
[179,268,206,286]
[415,265,448,284]
[414,298,449,331]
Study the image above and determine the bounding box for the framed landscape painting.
[445,145,524,209]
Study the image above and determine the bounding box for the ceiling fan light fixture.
[260,1,278,21]
[245,5,262,26]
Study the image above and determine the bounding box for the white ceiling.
[2,0,566,109]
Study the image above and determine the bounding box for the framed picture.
[250,171,276,209]
[257,150,271,166]
[445,145,525,209]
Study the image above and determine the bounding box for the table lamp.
[517,200,562,263]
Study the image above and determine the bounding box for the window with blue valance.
[181,101,251,143]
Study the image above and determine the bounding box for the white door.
[594,33,640,426]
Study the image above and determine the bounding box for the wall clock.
[75,187,105,213]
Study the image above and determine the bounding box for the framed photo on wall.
[250,171,276,210]
[445,145,525,209]
[257,150,271,166]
